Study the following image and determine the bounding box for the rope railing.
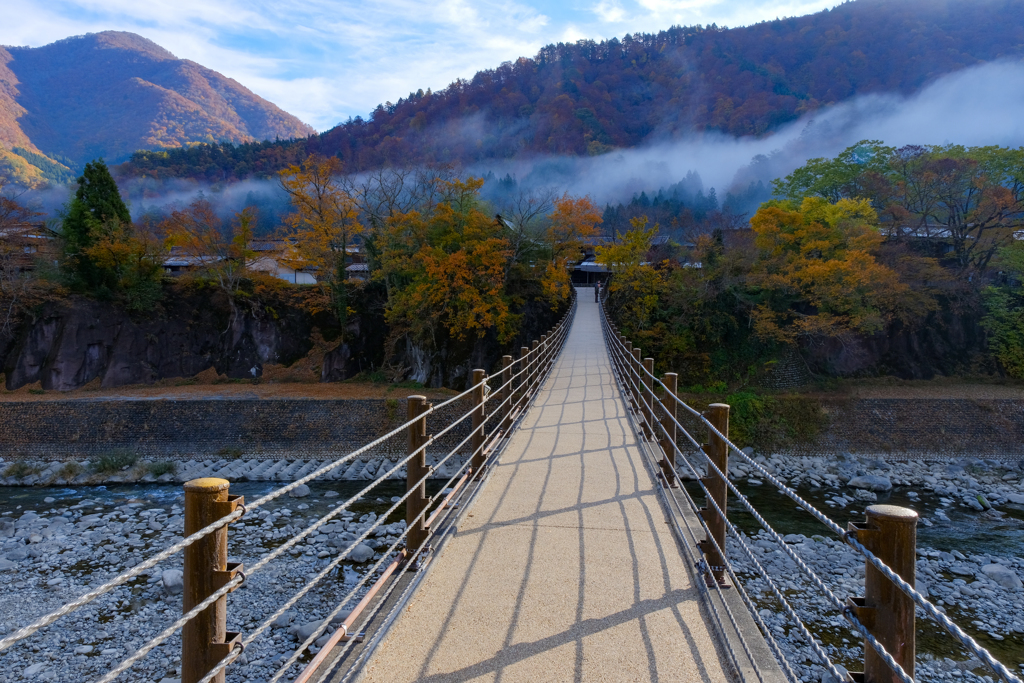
[0,291,577,683]
[599,298,1023,683]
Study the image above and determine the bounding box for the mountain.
[120,0,1024,183]
[0,31,316,184]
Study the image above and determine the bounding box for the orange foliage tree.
[542,193,602,304]
[748,197,925,344]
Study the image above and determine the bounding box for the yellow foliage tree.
[748,197,916,343]
[279,154,363,326]
[379,177,516,351]
[596,217,663,330]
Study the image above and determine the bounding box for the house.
[0,222,57,272]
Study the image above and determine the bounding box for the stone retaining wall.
[785,399,1024,459]
[0,398,475,460]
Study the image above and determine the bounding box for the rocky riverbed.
[0,481,428,683]
[694,452,1024,683]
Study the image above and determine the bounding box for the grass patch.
[92,449,139,474]
[385,398,398,422]
[147,461,177,477]
[216,447,244,459]
[3,462,41,479]
[57,461,84,480]
[28,388,45,395]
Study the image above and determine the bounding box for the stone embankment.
[0,486,406,682]
[715,451,1024,682]
[0,452,470,487]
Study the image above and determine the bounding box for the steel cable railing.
[601,300,1023,683]
[0,293,578,683]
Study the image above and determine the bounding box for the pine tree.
[61,159,133,292]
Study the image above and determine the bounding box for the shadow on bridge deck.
[356,290,734,683]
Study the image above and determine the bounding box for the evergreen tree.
[61,159,132,292]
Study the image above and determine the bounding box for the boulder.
[161,569,183,596]
[289,619,323,641]
[349,543,374,563]
[289,484,311,498]
[847,475,892,492]
[1007,493,1024,505]
[271,610,298,629]
[982,564,1023,590]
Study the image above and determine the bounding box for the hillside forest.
[118,0,1024,182]
[3,140,1024,402]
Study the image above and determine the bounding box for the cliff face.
[0,290,324,390]
[0,288,566,392]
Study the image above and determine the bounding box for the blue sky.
[2,0,838,131]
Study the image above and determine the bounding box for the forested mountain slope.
[122,0,1024,181]
[0,31,315,182]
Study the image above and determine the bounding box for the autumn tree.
[161,198,264,324]
[60,160,162,308]
[279,154,364,329]
[597,217,662,331]
[377,177,516,381]
[542,193,602,303]
[0,187,48,337]
[775,142,1024,279]
[748,197,925,345]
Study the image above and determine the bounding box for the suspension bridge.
[0,287,1021,683]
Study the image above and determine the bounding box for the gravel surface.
[0,488,406,682]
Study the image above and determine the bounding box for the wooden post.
[699,404,730,586]
[471,369,486,476]
[642,357,655,440]
[530,339,539,398]
[501,355,513,433]
[847,505,919,683]
[406,396,430,551]
[631,348,642,417]
[659,373,678,486]
[540,334,549,377]
[182,478,243,683]
[518,346,529,413]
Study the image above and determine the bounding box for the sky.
[1,0,838,132]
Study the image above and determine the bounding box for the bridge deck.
[361,290,732,683]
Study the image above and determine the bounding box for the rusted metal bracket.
[212,494,245,520]
[212,562,245,593]
[207,631,242,667]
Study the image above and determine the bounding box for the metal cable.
[201,306,576,683]
[0,379,487,655]
[606,309,1021,683]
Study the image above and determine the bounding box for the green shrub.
[384,398,398,422]
[147,461,177,477]
[216,447,244,459]
[724,391,826,453]
[92,449,139,474]
[3,462,40,479]
[57,461,84,480]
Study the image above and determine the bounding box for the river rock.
[853,489,877,502]
[847,475,892,492]
[0,559,14,570]
[290,620,323,641]
[289,484,311,498]
[23,663,46,676]
[323,491,339,498]
[162,569,183,595]
[74,645,93,654]
[982,564,1023,590]
[271,610,298,629]
[1008,493,1024,505]
[349,543,374,563]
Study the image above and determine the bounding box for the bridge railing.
[0,292,576,683]
[599,300,1021,683]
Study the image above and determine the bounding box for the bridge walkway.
[359,289,733,682]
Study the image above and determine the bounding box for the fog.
[17,58,1024,226]
[470,58,1024,206]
